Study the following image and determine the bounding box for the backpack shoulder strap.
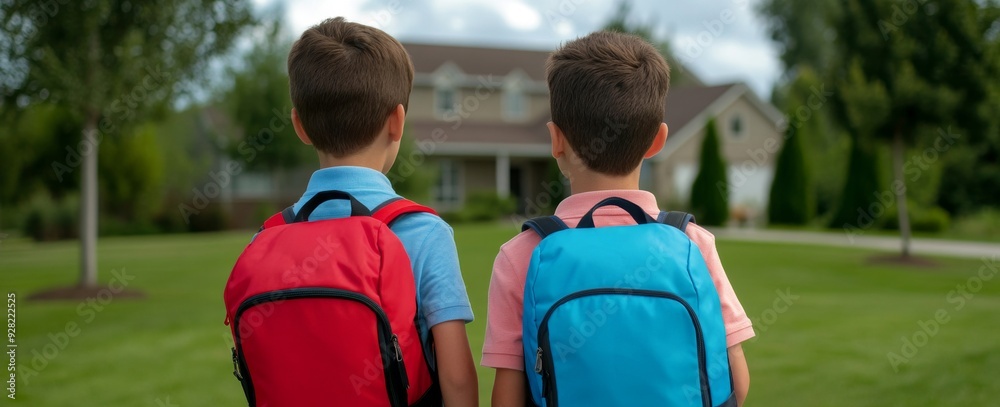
[657,211,696,232]
[521,216,569,239]
[372,198,437,226]
[259,206,295,231]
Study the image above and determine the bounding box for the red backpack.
[224,191,442,407]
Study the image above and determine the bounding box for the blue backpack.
[521,197,735,407]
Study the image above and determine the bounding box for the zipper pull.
[224,315,231,326]
[392,335,404,362]
[392,335,410,389]
[534,347,544,374]
[231,347,243,380]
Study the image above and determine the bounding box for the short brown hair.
[546,31,670,175]
[288,17,414,156]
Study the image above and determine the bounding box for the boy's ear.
[643,123,669,159]
[548,121,566,158]
[291,108,312,146]
[387,104,405,142]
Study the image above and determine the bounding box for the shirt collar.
[553,189,660,220]
[302,166,394,196]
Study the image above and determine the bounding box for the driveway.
[710,228,1000,260]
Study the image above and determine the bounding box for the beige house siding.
[462,158,497,195]
[717,97,782,162]
[409,84,549,124]
[650,94,783,212]
[407,87,437,120]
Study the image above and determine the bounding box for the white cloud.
[494,2,543,31]
[269,0,783,97]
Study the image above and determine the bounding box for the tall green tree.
[828,0,1000,257]
[1,1,255,289]
[771,66,847,217]
[602,1,693,85]
[759,1,851,219]
[691,119,729,226]
[768,123,813,225]
[222,14,308,173]
[386,130,436,204]
[757,0,841,75]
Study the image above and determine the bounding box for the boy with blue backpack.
[483,31,754,407]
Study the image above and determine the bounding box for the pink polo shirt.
[481,190,755,370]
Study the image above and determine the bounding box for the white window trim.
[434,159,465,210]
[502,88,526,122]
[729,114,744,139]
[501,69,529,122]
[432,62,465,119]
[435,86,458,118]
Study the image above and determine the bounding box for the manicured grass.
[3,224,998,406]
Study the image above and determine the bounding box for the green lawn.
[3,224,998,406]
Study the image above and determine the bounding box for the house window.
[729,115,743,138]
[434,159,462,208]
[435,87,457,117]
[503,89,525,121]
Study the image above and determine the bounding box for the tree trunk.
[79,113,99,288]
[891,128,912,258]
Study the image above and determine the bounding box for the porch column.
[496,151,510,198]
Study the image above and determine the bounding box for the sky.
[255,0,783,98]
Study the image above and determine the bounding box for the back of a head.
[547,31,671,176]
[288,17,414,157]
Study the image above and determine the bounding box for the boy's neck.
[316,150,387,173]
[567,169,642,195]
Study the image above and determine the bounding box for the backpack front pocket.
[533,288,712,407]
[232,287,409,407]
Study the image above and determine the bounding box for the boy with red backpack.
[224,17,478,407]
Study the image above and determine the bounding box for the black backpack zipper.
[534,288,712,407]
[232,287,409,407]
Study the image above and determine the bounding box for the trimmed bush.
[883,204,951,233]
[768,124,814,225]
[441,191,517,223]
[22,192,78,241]
[690,119,729,226]
[829,138,881,228]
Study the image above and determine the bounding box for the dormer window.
[729,115,744,138]
[436,86,457,117]
[502,70,529,121]
[503,89,525,121]
[432,62,464,118]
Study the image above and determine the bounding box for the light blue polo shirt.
[289,166,474,347]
